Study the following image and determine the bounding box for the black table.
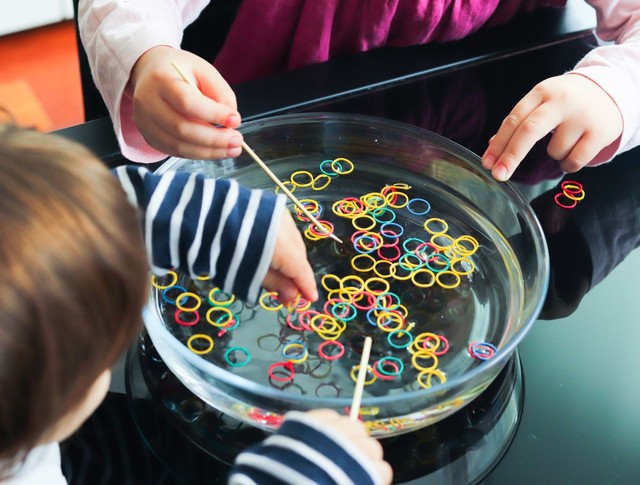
[58,2,640,483]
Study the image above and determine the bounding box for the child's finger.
[490,104,561,181]
[482,93,542,169]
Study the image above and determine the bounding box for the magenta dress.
[214,0,566,84]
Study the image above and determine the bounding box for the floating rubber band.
[411,268,436,288]
[174,309,200,327]
[259,291,283,311]
[275,180,296,195]
[187,334,214,355]
[402,237,426,253]
[268,361,295,382]
[389,262,413,281]
[380,221,404,240]
[411,350,439,371]
[331,157,354,174]
[282,342,309,364]
[468,341,497,360]
[373,259,395,279]
[340,275,366,294]
[319,159,341,177]
[430,233,455,251]
[308,220,334,238]
[376,310,404,332]
[354,234,380,254]
[425,253,451,273]
[360,192,386,210]
[453,235,479,256]
[321,274,342,292]
[162,285,188,305]
[421,334,450,356]
[416,369,447,388]
[385,191,409,209]
[387,329,414,349]
[450,257,475,276]
[224,346,251,367]
[312,174,332,190]
[435,270,461,289]
[407,198,432,215]
[351,253,376,273]
[175,292,202,312]
[364,276,390,295]
[350,365,377,385]
[317,340,345,360]
[424,218,449,235]
[377,243,402,262]
[152,271,178,289]
[375,356,404,377]
[290,170,315,188]
[352,214,377,231]
[208,288,235,307]
[371,207,397,224]
[206,307,234,327]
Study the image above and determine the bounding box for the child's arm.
[113,166,317,304]
[228,410,393,485]
[78,0,239,163]
[482,0,640,181]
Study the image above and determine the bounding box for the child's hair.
[0,124,149,475]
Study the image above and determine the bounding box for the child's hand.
[305,409,394,484]
[482,74,623,181]
[129,46,243,160]
[263,211,318,305]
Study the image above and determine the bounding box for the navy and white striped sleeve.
[112,166,286,304]
[228,411,384,485]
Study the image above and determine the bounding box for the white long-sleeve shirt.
[78,0,640,165]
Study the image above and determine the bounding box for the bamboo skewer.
[350,336,373,421]
[170,60,343,244]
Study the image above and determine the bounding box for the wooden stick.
[350,336,373,421]
[170,60,343,244]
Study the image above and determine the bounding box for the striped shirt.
[113,166,285,304]
[229,412,382,485]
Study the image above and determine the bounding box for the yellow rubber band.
[331,157,354,175]
[424,218,449,235]
[351,253,376,273]
[350,365,377,385]
[417,368,446,388]
[364,277,390,295]
[352,214,377,231]
[206,306,234,327]
[259,291,283,311]
[312,174,332,190]
[187,334,214,355]
[411,350,439,371]
[411,268,435,288]
[176,292,202,312]
[321,274,342,292]
[435,270,461,289]
[151,271,178,289]
[290,170,315,188]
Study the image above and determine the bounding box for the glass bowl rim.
[147,111,550,408]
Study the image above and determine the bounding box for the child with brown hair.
[0,124,392,484]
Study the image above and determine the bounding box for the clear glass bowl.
[143,113,548,437]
